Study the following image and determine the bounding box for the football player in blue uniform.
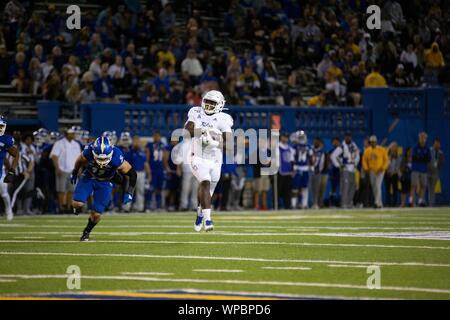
[145,131,165,210]
[291,130,314,209]
[70,136,137,241]
[0,116,20,183]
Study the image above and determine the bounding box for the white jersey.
[185,106,233,162]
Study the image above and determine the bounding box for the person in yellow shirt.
[363,135,389,208]
[425,42,445,68]
[364,66,387,88]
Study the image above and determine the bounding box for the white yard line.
[262,266,312,271]
[1,251,450,268]
[328,264,370,269]
[0,273,449,295]
[2,230,450,240]
[120,272,173,276]
[0,239,449,250]
[192,269,243,273]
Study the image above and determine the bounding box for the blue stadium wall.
[35,88,450,204]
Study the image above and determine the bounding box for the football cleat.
[204,220,214,232]
[194,215,203,232]
[80,231,90,241]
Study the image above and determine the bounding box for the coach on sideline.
[363,135,389,209]
[50,128,81,213]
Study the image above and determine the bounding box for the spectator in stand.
[400,44,418,73]
[410,132,431,207]
[159,3,176,36]
[362,135,389,209]
[28,57,43,95]
[424,42,445,85]
[237,65,261,101]
[393,64,413,87]
[9,52,28,92]
[198,19,215,50]
[157,43,176,69]
[41,54,55,81]
[50,128,81,214]
[108,55,126,91]
[79,72,96,104]
[89,56,102,80]
[427,138,444,206]
[385,142,401,207]
[181,49,204,84]
[64,55,81,77]
[364,65,387,88]
[94,63,114,101]
[0,45,10,84]
[346,66,364,106]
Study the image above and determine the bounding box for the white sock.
[202,208,211,221]
[291,196,298,208]
[418,198,423,204]
[2,194,12,215]
[301,189,308,208]
[197,206,202,217]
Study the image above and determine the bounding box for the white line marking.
[0,274,449,295]
[262,266,312,271]
[0,279,16,282]
[2,230,450,240]
[0,251,449,268]
[120,272,174,276]
[192,269,243,273]
[328,264,369,269]
[0,240,448,251]
[12,237,45,240]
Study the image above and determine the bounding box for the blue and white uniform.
[292,143,313,189]
[0,135,15,179]
[73,144,125,213]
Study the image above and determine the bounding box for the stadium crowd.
[2,125,444,217]
[0,0,449,107]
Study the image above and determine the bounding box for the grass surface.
[0,208,450,299]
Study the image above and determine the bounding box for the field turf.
[0,208,450,300]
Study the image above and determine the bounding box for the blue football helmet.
[49,131,61,144]
[92,136,114,167]
[33,128,49,147]
[119,131,132,148]
[0,116,7,136]
[102,130,117,146]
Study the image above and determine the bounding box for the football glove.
[3,171,15,183]
[123,192,133,205]
[70,169,78,185]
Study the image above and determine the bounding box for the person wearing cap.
[410,132,431,207]
[427,138,444,207]
[50,128,82,213]
[330,132,360,209]
[362,135,389,209]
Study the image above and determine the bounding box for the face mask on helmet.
[0,124,6,136]
[92,150,113,167]
[202,98,218,115]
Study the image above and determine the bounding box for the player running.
[70,136,137,241]
[0,116,20,220]
[184,90,233,232]
[291,130,314,209]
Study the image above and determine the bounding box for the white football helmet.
[201,90,226,115]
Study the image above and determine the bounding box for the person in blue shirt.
[129,135,149,212]
[0,116,20,182]
[145,131,165,210]
[115,132,133,211]
[410,132,431,207]
[70,136,137,241]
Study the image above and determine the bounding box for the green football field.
[0,208,450,300]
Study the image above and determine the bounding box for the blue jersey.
[279,143,294,175]
[129,147,146,172]
[293,144,313,172]
[412,144,431,173]
[313,146,326,173]
[146,141,165,172]
[117,145,132,163]
[0,135,15,178]
[82,144,124,180]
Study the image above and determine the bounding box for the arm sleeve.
[220,114,234,133]
[5,136,14,149]
[330,147,342,168]
[362,150,369,171]
[49,141,61,157]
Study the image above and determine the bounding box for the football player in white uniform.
[184,90,233,232]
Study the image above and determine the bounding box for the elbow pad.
[124,167,137,194]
